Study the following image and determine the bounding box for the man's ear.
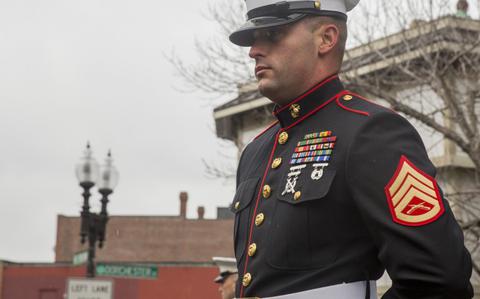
[314,24,339,55]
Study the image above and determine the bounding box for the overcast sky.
[0,0,478,263]
[0,0,240,262]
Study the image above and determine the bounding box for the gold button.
[294,191,302,201]
[255,213,265,226]
[314,1,321,9]
[262,185,271,199]
[289,104,301,118]
[234,201,240,210]
[242,273,252,287]
[271,157,282,169]
[248,243,257,257]
[278,132,289,144]
[343,95,353,101]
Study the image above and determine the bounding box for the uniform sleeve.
[346,112,473,299]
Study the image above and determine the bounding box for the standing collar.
[273,75,344,128]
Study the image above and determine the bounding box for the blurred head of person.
[213,257,238,299]
[216,272,238,299]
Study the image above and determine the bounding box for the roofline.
[58,214,233,221]
[343,41,480,78]
[0,261,74,266]
[344,16,479,63]
[213,97,270,120]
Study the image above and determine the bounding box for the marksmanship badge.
[281,164,307,195]
[384,155,445,226]
[311,163,329,180]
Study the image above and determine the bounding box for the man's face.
[249,20,319,105]
[218,273,237,299]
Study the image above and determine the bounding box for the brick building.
[0,192,235,299]
[0,261,220,299]
[56,215,234,263]
[55,192,234,263]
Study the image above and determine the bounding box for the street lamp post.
[75,143,119,278]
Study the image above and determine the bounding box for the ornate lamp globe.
[75,142,100,187]
[98,150,119,192]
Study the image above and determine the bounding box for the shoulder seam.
[335,94,370,117]
[348,91,398,114]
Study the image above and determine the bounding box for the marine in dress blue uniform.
[228,0,474,298]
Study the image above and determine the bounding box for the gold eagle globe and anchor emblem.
[289,104,301,119]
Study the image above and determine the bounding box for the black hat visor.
[213,271,237,283]
[229,13,307,47]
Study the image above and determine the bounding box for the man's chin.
[257,79,273,94]
[258,80,280,101]
[258,81,294,105]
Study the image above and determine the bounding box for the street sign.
[72,251,88,265]
[66,278,113,299]
[96,263,158,279]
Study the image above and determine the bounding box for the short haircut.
[303,15,348,64]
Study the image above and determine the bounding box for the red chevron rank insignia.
[385,156,445,226]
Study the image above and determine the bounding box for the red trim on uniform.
[284,93,340,130]
[335,95,370,117]
[346,91,397,114]
[384,155,445,227]
[273,74,339,115]
[240,88,345,295]
[254,121,280,140]
[240,130,281,297]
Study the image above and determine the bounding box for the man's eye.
[253,27,286,43]
[266,30,282,41]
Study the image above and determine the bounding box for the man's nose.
[249,39,265,59]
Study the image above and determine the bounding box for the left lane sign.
[66,278,113,299]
